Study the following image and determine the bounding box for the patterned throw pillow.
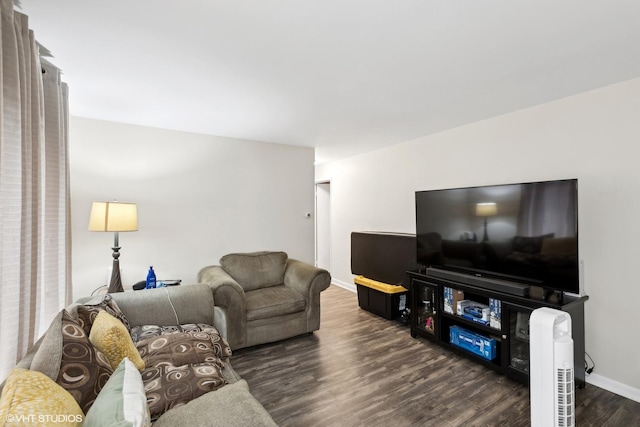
[83,358,151,427]
[55,310,113,414]
[89,311,145,371]
[136,332,226,368]
[130,324,231,360]
[141,363,227,421]
[76,294,131,335]
[0,368,84,427]
[132,326,230,421]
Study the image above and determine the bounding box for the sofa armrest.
[108,284,215,327]
[284,259,331,301]
[197,265,247,350]
[284,259,331,333]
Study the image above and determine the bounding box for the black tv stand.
[426,268,530,297]
[408,269,588,387]
[544,289,563,303]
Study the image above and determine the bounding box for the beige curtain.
[0,0,71,382]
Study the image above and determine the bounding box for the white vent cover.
[530,307,575,427]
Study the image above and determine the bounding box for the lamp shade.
[475,202,497,217]
[88,201,138,232]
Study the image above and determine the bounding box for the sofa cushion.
[245,285,306,321]
[152,379,277,427]
[0,368,83,427]
[540,236,576,256]
[55,310,113,414]
[83,358,151,427]
[512,233,554,254]
[141,363,227,421]
[22,310,66,381]
[482,239,514,261]
[136,332,228,368]
[89,311,145,371]
[130,324,231,360]
[134,326,230,421]
[220,251,287,291]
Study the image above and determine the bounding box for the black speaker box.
[350,231,418,285]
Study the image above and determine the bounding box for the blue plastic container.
[449,325,497,360]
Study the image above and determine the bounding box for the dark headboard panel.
[351,232,419,286]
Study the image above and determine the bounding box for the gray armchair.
[197,251,331,350]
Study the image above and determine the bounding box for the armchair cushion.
[245,285,306,321]
[220,251,287,291]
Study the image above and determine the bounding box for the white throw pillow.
[83,358,150,427]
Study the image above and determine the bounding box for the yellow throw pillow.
[0,368,84,427]
[89,311,145,371]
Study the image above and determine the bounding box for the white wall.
[316,77,640,400]
[70,117,315,298]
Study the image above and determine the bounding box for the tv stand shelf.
[407,269,588,387]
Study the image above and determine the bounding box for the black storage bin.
[356,282,407,320]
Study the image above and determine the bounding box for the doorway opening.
[315,181,330,271]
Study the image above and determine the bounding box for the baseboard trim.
[586,373,640,403]
[331,278,356,293]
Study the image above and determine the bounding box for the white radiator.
[530,307,575,427]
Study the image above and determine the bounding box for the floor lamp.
[476,202,497,242]
[88,201,138,293]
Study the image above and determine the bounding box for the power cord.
[163,287,180,325]
[585,351,595,374]
[91,284,107,296]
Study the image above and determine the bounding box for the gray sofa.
[3,284,276,426]
[198,251,332,350]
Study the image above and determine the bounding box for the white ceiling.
[17,1,640,163]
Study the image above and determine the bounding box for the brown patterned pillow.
[195,325,232,360]
[136,331,228,368]
[55,310,113,413]
[141,363,227,421]
[131,324,231,360]
[131,325,181,342]
[76,294,131,335]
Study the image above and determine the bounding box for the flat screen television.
[415,179,579,294]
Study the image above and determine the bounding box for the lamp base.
[482,217,490,242]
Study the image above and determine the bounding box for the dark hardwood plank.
[231,285,640,426]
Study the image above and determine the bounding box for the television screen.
[415,179,579,294]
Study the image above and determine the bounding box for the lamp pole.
[108,231,123,293]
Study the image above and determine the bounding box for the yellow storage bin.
[354,275,408,320]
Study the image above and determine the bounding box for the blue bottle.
[146,266,157,289]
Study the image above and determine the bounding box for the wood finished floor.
[231,285,640,427]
